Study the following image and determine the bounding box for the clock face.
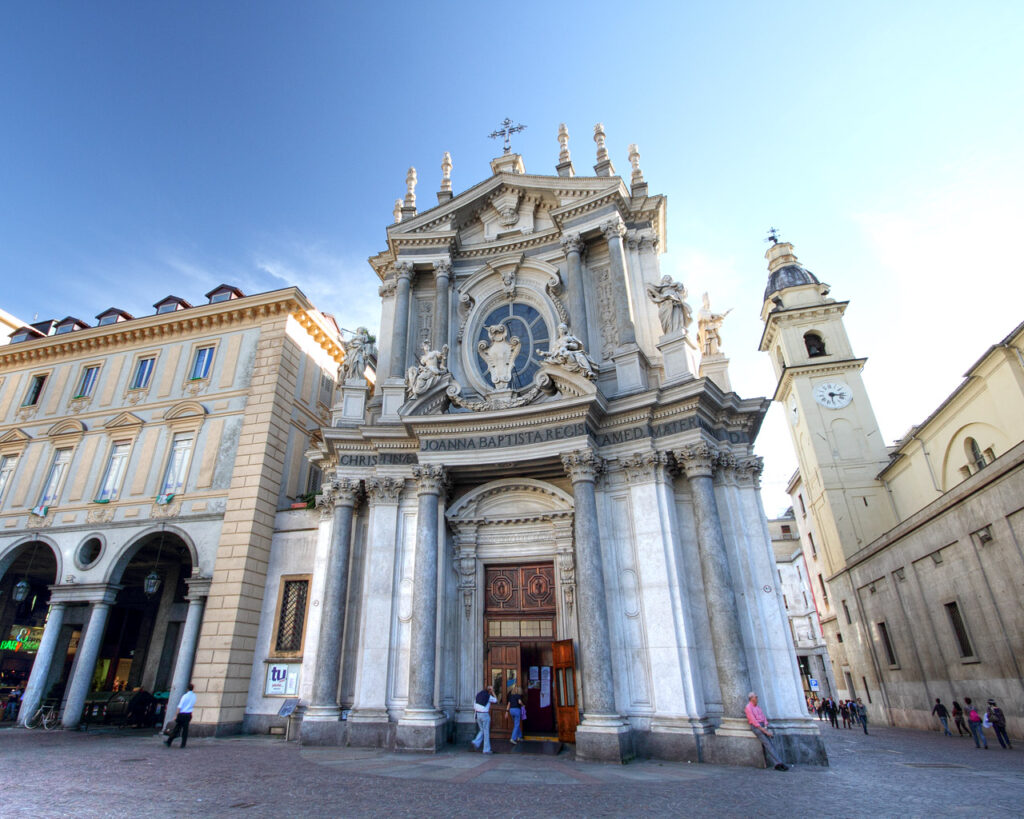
[813,381,853,410]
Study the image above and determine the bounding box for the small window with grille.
[272,575,311,657]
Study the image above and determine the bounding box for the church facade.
[245,126,824,765]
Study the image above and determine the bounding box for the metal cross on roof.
[489,118,527,154]
[765,227,781,244]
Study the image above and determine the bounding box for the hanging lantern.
[12,577,31,603]
[143,569,162,598]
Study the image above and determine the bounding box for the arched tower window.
[804,332,827,357]
[966,437,987,472]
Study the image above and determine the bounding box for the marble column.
[562,450,632,762]
[17,602,66,726]
[165,575,211,724]
[62,590,119,730]
[560,233,589,343]
[305,478,363,724]
[676,444,754,739]
[396,464,448,751]
[348,476,405,746]
[389,262,415,378]
[600,218,637,347]
[433,260,451,350]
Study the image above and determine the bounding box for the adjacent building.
[242,128,824,766]
[0,286,344,731]
[760,239,1024,738]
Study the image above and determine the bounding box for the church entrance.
[483,563,558,738]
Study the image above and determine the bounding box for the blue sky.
[3,2,1023,512]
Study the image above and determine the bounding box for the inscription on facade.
[420,422,586,453]
[336,452,419,468]
[594,425,649,447]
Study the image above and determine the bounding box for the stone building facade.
[244,128,824,766]
[0,286,344,732]
[761,239,1024,738]
[768,513,837,703]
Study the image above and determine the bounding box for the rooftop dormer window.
[154,296,192,315]
[54,317,89,335]
[205,284,244,304]
[96,308,134,326]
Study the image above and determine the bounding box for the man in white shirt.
[471,684,497,754]
[165,683,197,749]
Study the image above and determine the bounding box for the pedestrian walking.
[840,700,852,729]
[828,698,839,729]
[506,684,524,745]
[951,701,968,736]
[164,683,196,749]
[745,692,789,771]
[986,700,1011,749]
[931,699,953,736]
[964,697,988,749]
[471,684,497,753]
[855,698,868,734]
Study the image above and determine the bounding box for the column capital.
[562,449,603,483]
[433,259,452,277]
[560,233,585,255]
[620,451,671,485]
[317,478,364,517]
[184,573,212,600]
[366,476,406,505]
[412,464,449,495]
[395,260,415,281]
[600,218,626,241]
[674,442,719,479]
[736,455,764,488]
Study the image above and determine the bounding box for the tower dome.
[763,241,819,302]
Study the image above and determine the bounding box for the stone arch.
[105,524,198,585]
[47,418,86,437]
[940,421,1011,489]
[803,331,827,358]
[447,478,574,522]
[0,535,63,582]
[163,400,207,421]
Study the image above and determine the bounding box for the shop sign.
[1,625,44,654]
[265,662,300,696]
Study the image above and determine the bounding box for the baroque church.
[244,124,825,765]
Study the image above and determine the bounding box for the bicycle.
[25,701,60,730]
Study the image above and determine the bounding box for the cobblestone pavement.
[0,721,1021,817]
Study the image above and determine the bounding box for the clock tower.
[758,239,897,574]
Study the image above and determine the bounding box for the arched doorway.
[100,529,194,696]
[0,541,59,700]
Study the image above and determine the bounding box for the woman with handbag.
[506,685,524,746]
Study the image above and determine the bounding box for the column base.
[395,709,447,753]
[772,718,829,766]
[575,718,634,763]
[636,716,714,763]
[300,718,347,746]
[347,709,394,748]
[302,704,343,722]
[704,717,767,767]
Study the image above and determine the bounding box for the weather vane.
[765,227,781,245]
[489,118,526,154]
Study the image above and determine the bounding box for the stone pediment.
[48,418,86,438]
[447,478,574,524]
[0,428,31,448]
[104,411,144,429]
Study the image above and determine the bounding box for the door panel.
[486,643,520,736]
[553,638,579,742]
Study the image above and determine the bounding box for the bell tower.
[758,238,897,576]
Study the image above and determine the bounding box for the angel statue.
[406,342,449,397]
[645,275,692,336]
[340,327,375,382]
[697,292,732,357]
[538,323,596,379]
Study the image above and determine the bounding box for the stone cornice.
[772,358,867,401]
[0,288,312,370]
[292,310,346,365]
[758,301,850,351]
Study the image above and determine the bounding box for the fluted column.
[561,450,617,718]
[676,443,751,718]
[601,218,636,347]
[165,575,210,723]
[389,262,414,378]
[306,478,363,720]
[17,602,66,726]
[433,260,451,350]
[560,234,588,343]
[404,464,448,715]
[62,589,120,729]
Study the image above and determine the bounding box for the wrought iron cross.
[489,118,526,154]
[765,226,781,244]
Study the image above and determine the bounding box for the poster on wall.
[265,662,300,696]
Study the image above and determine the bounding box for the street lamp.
[144,526,166,598]
[12,543,39,603]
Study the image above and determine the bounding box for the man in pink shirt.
[745,692,789,771]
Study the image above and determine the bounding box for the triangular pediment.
[105,411,145,429]
[0,428,31,446]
